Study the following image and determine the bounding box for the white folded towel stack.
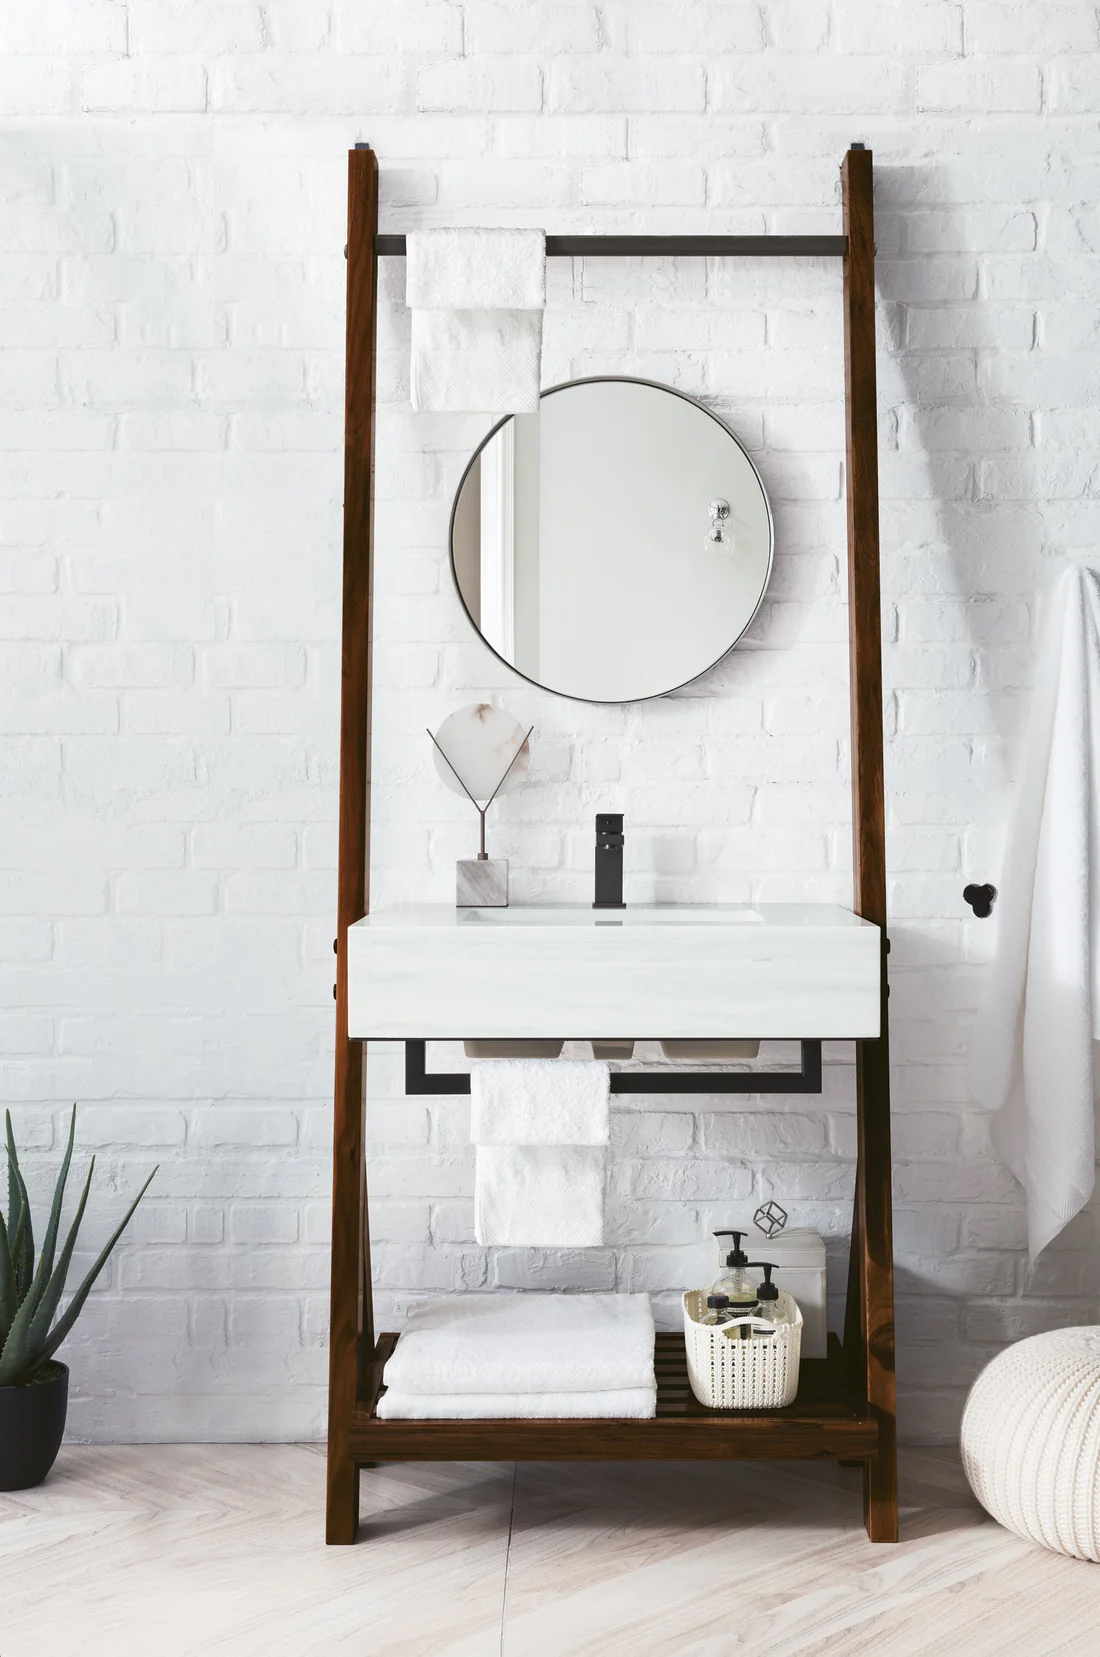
[471,1059,610,1247]
[405,228,546,414]
[968,565,1100,1259]
[375,1388,655,1420]
[377,1292,657,1420]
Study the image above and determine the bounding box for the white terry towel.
[380,1292,656,1394]
[471,1059,610,1146]
[968,565,1100,1259]
[472,1058,610,1247]
[475,1144,606,1247]
[377,1386,656,1420]
[405,229,546,311]
[405,228,546,414]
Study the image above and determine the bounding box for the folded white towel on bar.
[406,228,546,311]
[475,1144,606,1247]
[376,1386,657,1420]
[968,565,1100,1260]
[471,1059,611,1146]
[405,228,546,414]
[381,1292,656,1395]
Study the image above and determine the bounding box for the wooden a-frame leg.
[855,1028,897,1543]
[838,1179,865,1470]
[327,1454,361,1546]
[326,1035,368,1543]
[839,1065,897,1530]
[326,144,378,1547]
[841,145,897,1544]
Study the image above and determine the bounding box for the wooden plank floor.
[3,1445,1098,1656]
[351,1332,878,1464]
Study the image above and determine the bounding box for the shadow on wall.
[873,162,1042,787]
[888,1232,1100,1445]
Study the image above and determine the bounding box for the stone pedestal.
[456,858,508,907]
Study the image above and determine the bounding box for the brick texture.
[1,2,1097,1447]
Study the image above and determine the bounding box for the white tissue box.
[744,1225,827,1359]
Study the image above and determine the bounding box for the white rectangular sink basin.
[346,903,880,1042]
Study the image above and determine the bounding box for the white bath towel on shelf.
[471,1059,610,1146]
[377,1387,657,1420]
[381,1292,656,1395]
[967,564,1100,1259]
[475,1144,606,1247]
[406,228,545,414]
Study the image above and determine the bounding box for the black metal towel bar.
[404,1039,823,1095]
[374,233,847,259]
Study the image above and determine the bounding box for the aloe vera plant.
[0,1107,156,1388]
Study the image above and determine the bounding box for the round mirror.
[449,377,773,703]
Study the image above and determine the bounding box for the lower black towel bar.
[402,1039,823,1095]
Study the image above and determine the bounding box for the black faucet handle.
[596,812,623,844]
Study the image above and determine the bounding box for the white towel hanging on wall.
[967,564,1100,1259]
[405,228,546,414]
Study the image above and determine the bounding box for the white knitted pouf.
[961,1327,1100,1561]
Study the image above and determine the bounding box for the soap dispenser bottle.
[749,1262,799,1330]
[710,1230,758,1316]
[702,1293,732,1327]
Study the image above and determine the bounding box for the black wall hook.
[963,883,997,918]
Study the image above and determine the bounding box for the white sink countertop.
[347,903,881,1042]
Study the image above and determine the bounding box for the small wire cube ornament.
[753,1199,788,1239]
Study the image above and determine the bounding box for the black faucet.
[593,813,625,909]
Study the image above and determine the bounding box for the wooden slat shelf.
[349,1332,878,1464]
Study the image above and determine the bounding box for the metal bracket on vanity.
[403,1039,823,1096]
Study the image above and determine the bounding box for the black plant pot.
[0,1361,68,1490]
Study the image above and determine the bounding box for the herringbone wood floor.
[1,1446,1096,1655]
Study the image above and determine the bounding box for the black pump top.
[713,1229,749,1267]
[749,1262,779,1301]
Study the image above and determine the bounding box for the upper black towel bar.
[403,1039,823,1096]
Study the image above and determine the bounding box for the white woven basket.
[682,1289,802,1410]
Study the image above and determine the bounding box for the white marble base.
[456,858,508,907]
[347,903,881,1040]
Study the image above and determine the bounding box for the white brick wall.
[1,3,1097,1447]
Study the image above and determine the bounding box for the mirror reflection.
[450,377,773,703]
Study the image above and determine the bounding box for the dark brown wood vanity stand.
[326,146,897,1545]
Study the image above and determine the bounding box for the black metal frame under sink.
[403,1039,823,1095]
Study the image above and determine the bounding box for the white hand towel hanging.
[967,564,1100,1259]
[475,1144,607,1248]
[469,1058,610,1247]
[405,228,546,414]
[471,1058,610,1146]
